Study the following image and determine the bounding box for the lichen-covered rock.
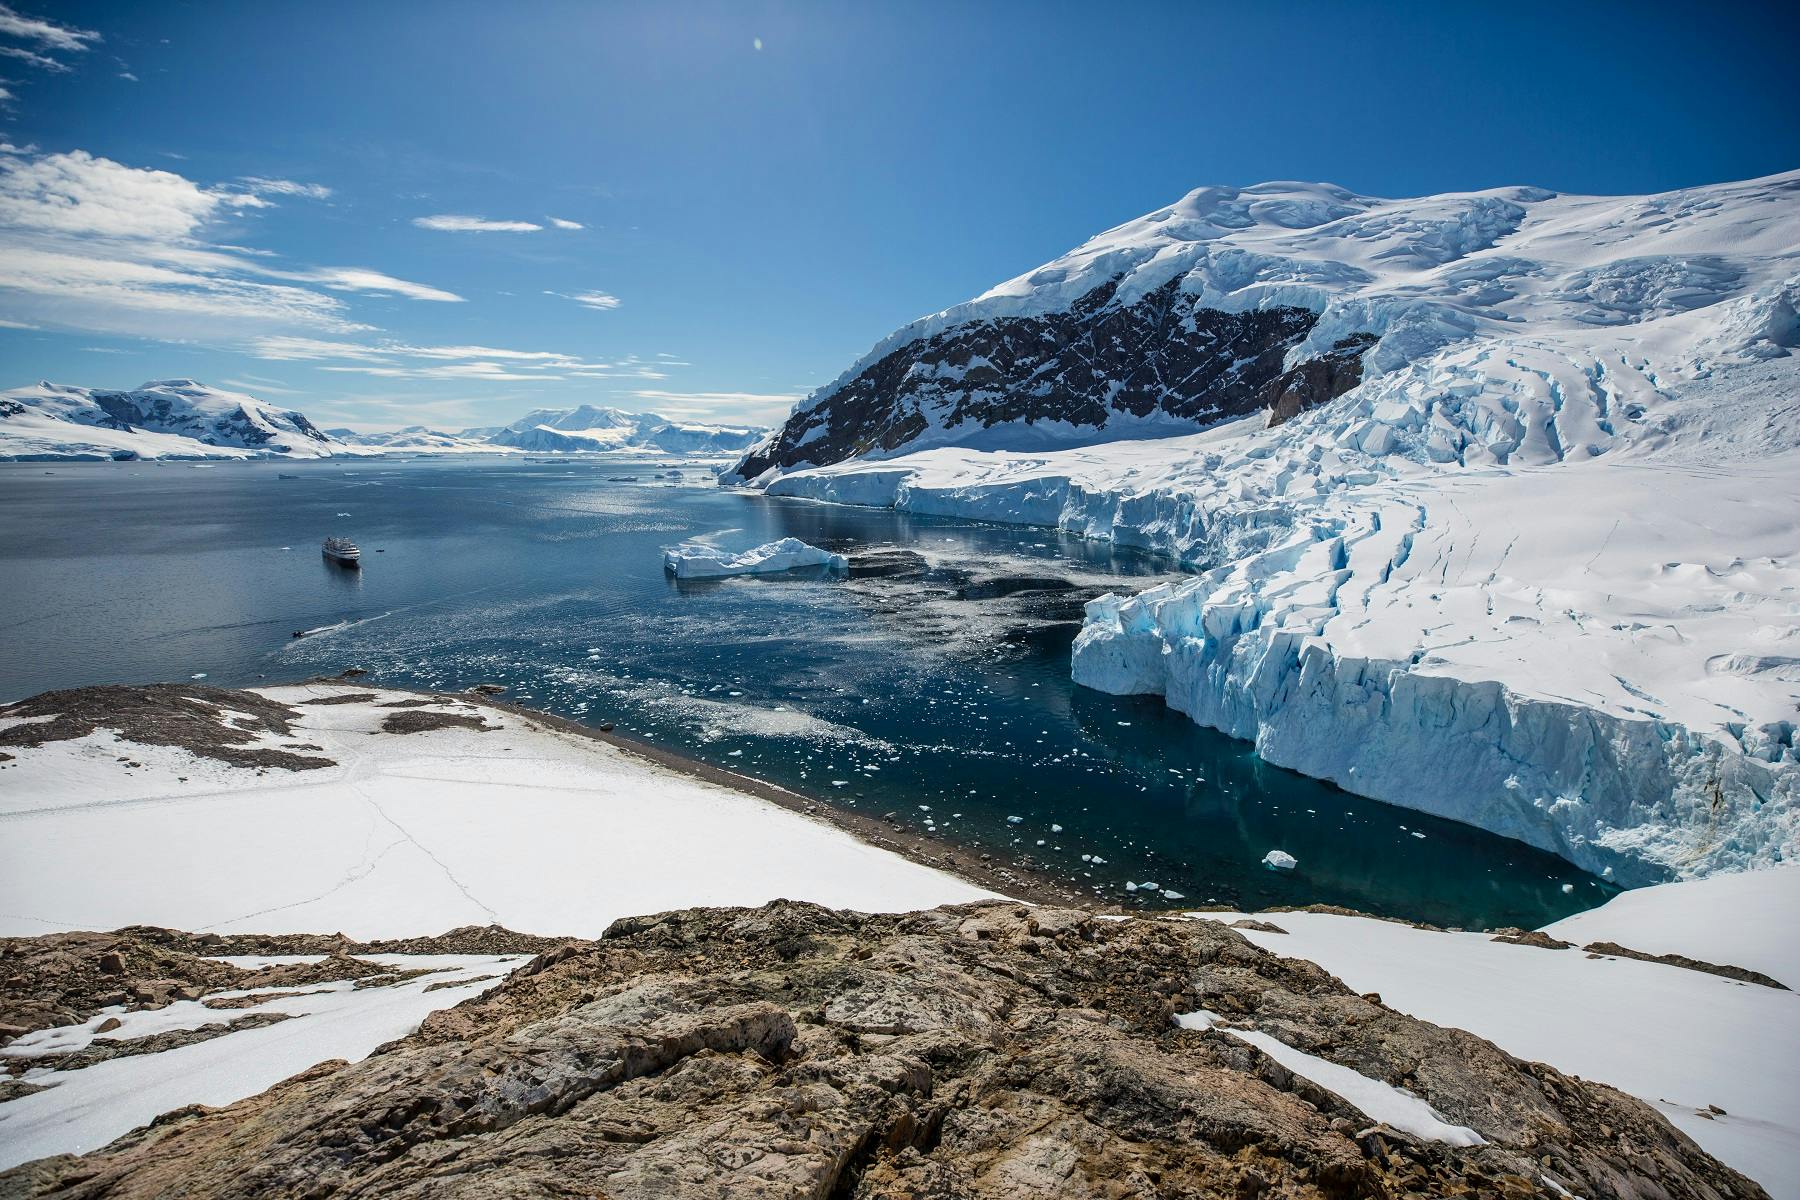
[1,901,1764,1199]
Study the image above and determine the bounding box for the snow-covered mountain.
[0,380,347,461]
[325,426,512,454]
[744,171,1800,885]
[489,405,764,454]
[1,386,765,460]
[735,171,1800,478]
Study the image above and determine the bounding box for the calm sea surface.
[0,457,1614,928]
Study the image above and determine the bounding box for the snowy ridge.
[0,379,351,461]
[795,172,1800,425]
[733,171,1800,476]
[489,404,763,454]
[756,170,1800,883]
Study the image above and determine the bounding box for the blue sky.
[2,0,1796,431]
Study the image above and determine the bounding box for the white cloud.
[251,336,392,362]
[548,216,583,230]
[551,289,621,311]
[0,43,63,70]
[0,148,459,341]
[0,4,97,53]
[247,336,688,388]
[413,214,542,233]
[219,376,302,395]
[117,70,135,81]
[321,362,561,382]
[626,389,801,424]
[287,267,462,303]
[241,177,331,200]
[0,149,258,239]
[0,243,362,337]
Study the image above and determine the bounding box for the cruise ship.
[321,536,362,567]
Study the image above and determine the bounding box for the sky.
[1,1,1796,432]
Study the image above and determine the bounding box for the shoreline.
[310,675,1097,910]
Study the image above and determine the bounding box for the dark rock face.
[2,902,1763,1199]
[734,278,1372,478]
[1263,333,1379,426]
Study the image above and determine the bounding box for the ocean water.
[0,456,1614,928]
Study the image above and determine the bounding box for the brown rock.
[0,902,1765,1200]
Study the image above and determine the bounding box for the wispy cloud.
[550,288,621,311]
[285,266,461,303]
[626,389,800,424]
[0,147,458,340]
[250,335,680,385]
[0,42,64,70]
[219,375,302,395]
[241,176,331,201]
[547,216,583,230]
[320,362,559,382]
[413,214,542,233]
[0,4,98,53]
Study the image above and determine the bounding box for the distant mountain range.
[485,405,763,454]
[0,381,765,461]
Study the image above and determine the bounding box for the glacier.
[742,171,1800,884]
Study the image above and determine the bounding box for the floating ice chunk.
[662,538,848,579]
[1262,850,1298,870]
[1162,889,1186,900]
[1006,815,1023,824]
[1561,883,1575,894]
[1050,823,1063,833]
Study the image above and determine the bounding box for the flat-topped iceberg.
[663,537,848,579]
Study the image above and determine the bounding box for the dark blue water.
[0,457,1614,928]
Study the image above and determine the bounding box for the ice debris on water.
[662,537,847,579]
[1262,850,1298,871]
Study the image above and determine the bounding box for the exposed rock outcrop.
[0,684,333,772]
[735,279,1370,478]
[0,925,570,1042]
[2,902,1763,1199]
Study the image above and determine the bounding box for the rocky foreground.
[0,901,1763,1200]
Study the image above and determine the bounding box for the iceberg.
[662,537,848,580]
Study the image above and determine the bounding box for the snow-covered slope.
[490,404,763,454]
[0,683,993,939]
[1192,867,1800,1196]
[0,380,349,461]
[750,172,1800,884]
[325,425,516,454]
[735,171,1800,477]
